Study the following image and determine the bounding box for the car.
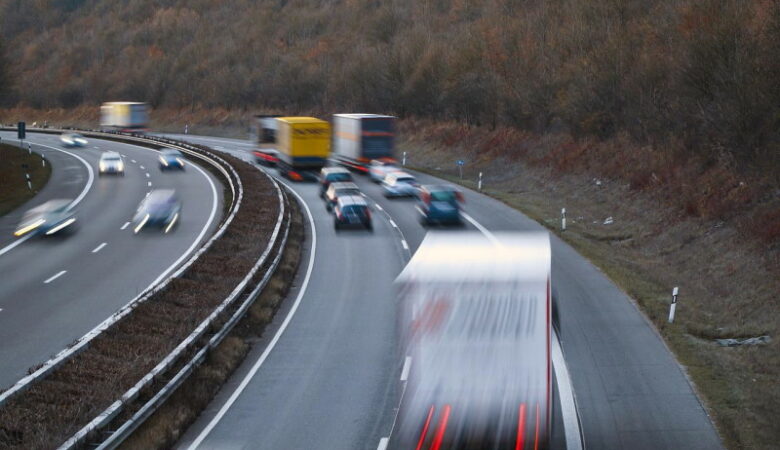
[14,199,76,237]
[98,151,125,176]
[60,133,88,148]
[319,167,353,198]
[368,158,400,183]
[132,189,181,234]
[324,182,361,211]
[158,149,186,171]
[381,171,419,198]
[253,148,279,166]
[417,185,464,226]
[333,196,372,231]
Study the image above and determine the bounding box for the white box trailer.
[100,102,148,130]
[393,231,552,449]
[332,114,395,172]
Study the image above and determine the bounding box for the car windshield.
[163,150,182,157]
[327,173,352,182]
[396,177,416,184]
[430,190,456,202]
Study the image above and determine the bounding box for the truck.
[251,114,282,166]
[100,102,148,131]
[275,117,330,181]
[332,114,396,173]
[392,231,552,449]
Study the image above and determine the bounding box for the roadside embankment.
[0,142,51,217]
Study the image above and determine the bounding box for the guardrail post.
[561,208,567,231]
[668,287,679,323]
[402,151,407,166]
[478,172,483,191]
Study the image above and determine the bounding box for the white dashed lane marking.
[44,270,67,284]
[121,222,130,230]
[92,243,107,253]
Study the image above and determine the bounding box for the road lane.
[0,132,223,390]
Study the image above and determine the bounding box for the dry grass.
[400,120,779,450]
[0,145,281,449]
[0,143,51,216]
[119,197,303,450]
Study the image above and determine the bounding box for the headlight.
[117,162,124,171]
[159,156,168,166]
[45,217,76,235]
[176,157,185,166]
[14,218,46,236]
[99,162,106,171]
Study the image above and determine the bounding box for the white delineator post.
[561,208,567,231]
[668,287,679,323]
[478,172,483,191]
[402,151,407,166]
[26,173,32,190]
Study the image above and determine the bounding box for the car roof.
[337,195,368,207]
[145,189,177,203]
[329,182,359,190]
[101,151,121,158]
[161,149,182,154]
[388,171,414,180]
[321,166,350,175]
[421,184,457,192]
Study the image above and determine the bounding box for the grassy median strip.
[0,147,279,449]
[0,143,51,217]
[119,195,303,449]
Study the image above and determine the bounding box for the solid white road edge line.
[0,138,95,258]
[44,270,67,284]
[92,243,107,253]
[186,179,317,450]
[377,437,389,450]
[461,210,584,450]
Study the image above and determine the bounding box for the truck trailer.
[392,231,553,449]
[275,117,331,181]
[332,114,396,173]
[100,102,148,131]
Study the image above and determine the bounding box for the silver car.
[381,171,419,198]
[99,151,125,176]
[132,189,181,234]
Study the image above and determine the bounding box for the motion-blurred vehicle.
[333,196,372,231]
[100,102,148,132]
[332,114,396,173]
[158,149,185,171]
[417,185,464,226]
[252,114,281,166]
[393,232,552,449]
[14,199,76,237]
[275,117,330,181]
[98,151,125,176]
[60,133,88,148]
[368,158,401,183]
[324,181,361,211]
[319,167,353,198]
[381,171,419,198]
[132,189,181,234]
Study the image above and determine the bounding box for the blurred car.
[14,199,76,237]
[132,189,181,234]
[417,185,464,226]
[60,133,88,148]
[324,182,361,211]
[381,171,419,198]
[333,196,372,231]
[252,149,279,166]
[98,151,125,176]
[368,158,400,183]
[319,167,353,198]
[158,149,186,171]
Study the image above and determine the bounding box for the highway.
[163,134,721,450]
[0,131,223,390]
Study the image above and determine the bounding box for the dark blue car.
[159,149,186,171]
[417,185,464,226]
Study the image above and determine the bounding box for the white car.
[369,158,401,183]
[99,151,125,176]
[381,171,419,198]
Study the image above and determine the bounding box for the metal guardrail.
[0,130,242,409]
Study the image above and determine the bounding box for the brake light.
[365,208,371,219]
[289,171,303,181]
[455,191,464,203]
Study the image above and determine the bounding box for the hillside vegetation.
[1,0,779,174]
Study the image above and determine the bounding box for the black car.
[333,196,372,231]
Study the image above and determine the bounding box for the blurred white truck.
[100,102,148,131]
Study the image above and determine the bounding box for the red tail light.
[416,405,435,450]
[289,171,303,181]
[516,403,527,450]
[430,404,452,450]
[455,191,464,203]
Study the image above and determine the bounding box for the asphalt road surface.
[163,134,721,450]
[0,131,223,390]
